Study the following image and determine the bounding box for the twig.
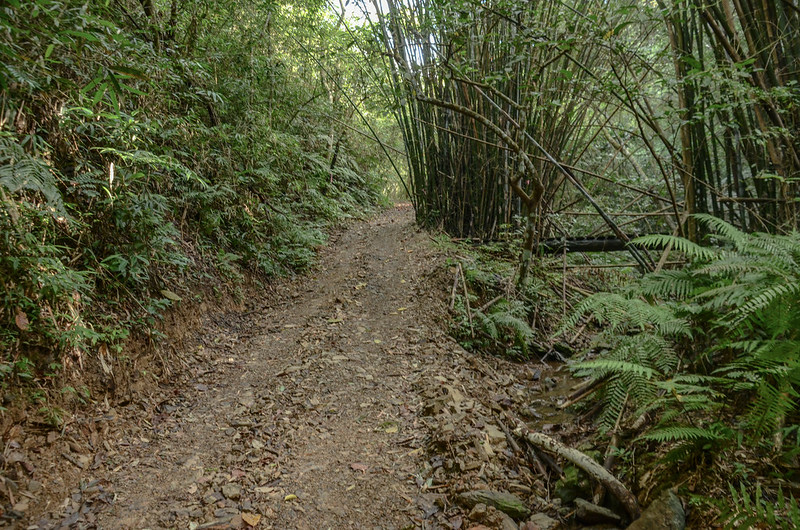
[553,261,685,270]
[569,322,588,344]
[499,417,549,477]
[559,378,604,409]
[449,265,460,311]
[562,248,568,316]
[458,263,474,337]
[477,295,504,313]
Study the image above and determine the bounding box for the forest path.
[35,204,563,530]
[85,205,460,529]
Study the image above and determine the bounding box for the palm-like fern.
[0,137,67,218]
[563,214,800,458]
[720,483,800,530]
[473,299,536,356]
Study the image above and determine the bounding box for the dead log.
[514,423,640,521]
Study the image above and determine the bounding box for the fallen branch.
[559,377,604,409]
[514,422,640,521]
[499,417,548,477]
[477,294,504,313]
[499,411,561,476]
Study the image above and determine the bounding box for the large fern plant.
[0,136,67,218]
[562,214,800,459]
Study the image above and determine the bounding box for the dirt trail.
[89,205,446,529]
[23,205,568,530]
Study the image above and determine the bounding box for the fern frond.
[731,283,800,325]
[633,234,715,260]
[0,137,68,217]
[573,359,657,379]
[694,213,748,249]
[720,483,800,530]
[489,311,534,343]
[99,147,208,187]
[640,269,695,299]
[473,311,498,339]
[562,293,689,337]
[639,425,721,442]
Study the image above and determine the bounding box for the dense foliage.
[370,0,799,258]
[561,215,800,521]
[3,0,799,523]
[0,0,394,401]
[367,0,799,520]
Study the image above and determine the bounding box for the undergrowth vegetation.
[442,235,592,360]
[0,0,392,417]
[560,214,800,524]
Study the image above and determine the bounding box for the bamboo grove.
[367,0,800,257]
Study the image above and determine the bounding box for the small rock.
[27,479,42,493]
[12,500,29,512]
[458,490,531,520]
[574,498,621,524]
[221,483,241,500]
[469,503,488,522]
[522,513,560,530]
[484,424,506,444]
[627,490,685,530]
[213,507,239,518]
[499,511,519,530]
[203,492,221,505]
[171,506,191,518]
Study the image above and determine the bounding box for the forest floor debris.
[6,206,593,529]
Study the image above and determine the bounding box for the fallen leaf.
[242,512,261,526]
[98,344,113,375]
[188,484,197,494]
[14,308,29,331]
[385,424,399,434]
[160,289,182,301]
[350,462,369,473]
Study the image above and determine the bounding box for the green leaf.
[120,83,146,96]
[63,30,100,42]
[91,83,107,106]
[109,65,148,80]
